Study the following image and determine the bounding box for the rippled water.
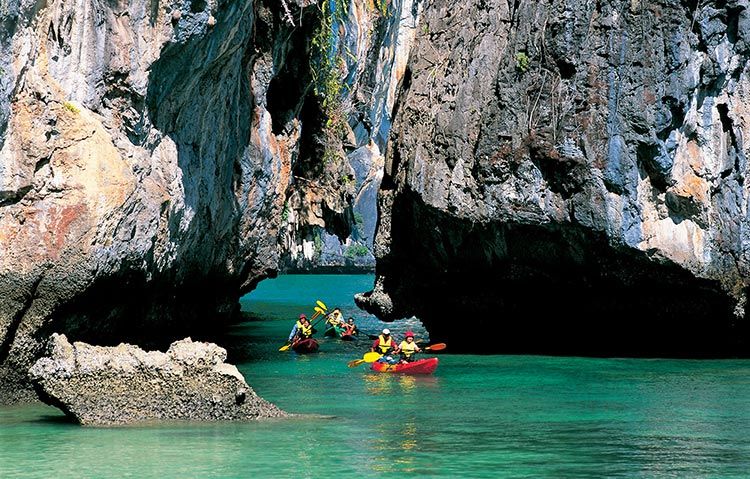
[2,275,750,478]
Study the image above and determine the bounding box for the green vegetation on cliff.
[310,0,349,164]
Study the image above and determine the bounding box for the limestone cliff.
[0,0,416,401]
[357,0,750,356]
[277,0,421,271]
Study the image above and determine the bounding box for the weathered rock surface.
[0,0,418,401]
[29,334,284,425]
[358,0,750,356]
[277,0,421,271]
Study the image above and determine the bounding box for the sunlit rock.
[29,334,285,425]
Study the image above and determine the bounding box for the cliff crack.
[0,185,33,207]
[0,276,43,365]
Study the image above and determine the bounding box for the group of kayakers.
[287,307,359,343]
[371,328,421,364]
[287,311,422,364]
[282,301,443,374]
[323,308,359,337]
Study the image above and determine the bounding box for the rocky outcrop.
[0,0,276,402]
[0,0,418,400]
[29,334,284,425]
[358,0,750,356]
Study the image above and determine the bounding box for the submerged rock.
[29,334,285,425]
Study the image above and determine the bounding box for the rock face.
[29,334,284,425]
[277,0,421,271]
[0,0,418,400]
[357,0,750,356]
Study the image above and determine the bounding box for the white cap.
[382,328,390,335]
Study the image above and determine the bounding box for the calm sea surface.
[2,274,749,478]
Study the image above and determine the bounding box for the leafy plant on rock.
[353,211,365,237]
[515,52,530,73]
[313,232,323,259]
[310,0,349,164]
[63,101,80,114]
[345,243,369,259]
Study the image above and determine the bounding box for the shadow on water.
[4,276,750,478]
[29,414,76,425]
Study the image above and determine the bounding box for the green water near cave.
[2,274,750,478]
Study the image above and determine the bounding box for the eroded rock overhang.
[357,0,750,356]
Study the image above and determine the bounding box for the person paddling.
[371,328,398,363]
[289,314,314,342]
[325,308,344,327]
[398,331,421,363]
[343,317,358,336]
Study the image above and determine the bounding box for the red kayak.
[370,357,438,374]
[291,338,319,354]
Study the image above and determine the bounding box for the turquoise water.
[2,274,750,478]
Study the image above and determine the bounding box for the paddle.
[363,351,382,362]
[279,301,328,351]
[347,351,383,368]
[348,343,446,364]
[310,307,331,330]
[359,346,437,362]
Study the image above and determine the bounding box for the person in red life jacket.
[343,317,358,336]
[371,328,399,364]
[398,331,421,363]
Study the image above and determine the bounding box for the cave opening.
[190,0,207,13]
[265,18,314,136]
[361,191,748,358]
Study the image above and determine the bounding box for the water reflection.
[398,421,419,452]
[363,373,440,396]
[369,417,422,473]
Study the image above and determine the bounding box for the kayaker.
[398,331,421,363]
[343,317,358,336]
[288,314,306,341]
[289,315,314,342]
[371,328,399,363]
[325,308,345,327]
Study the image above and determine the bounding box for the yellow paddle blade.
[279,343,291,352]
[347,359,365,368]
[363,352,382,363]
[314,306,325,315]
[316,300,328,311]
